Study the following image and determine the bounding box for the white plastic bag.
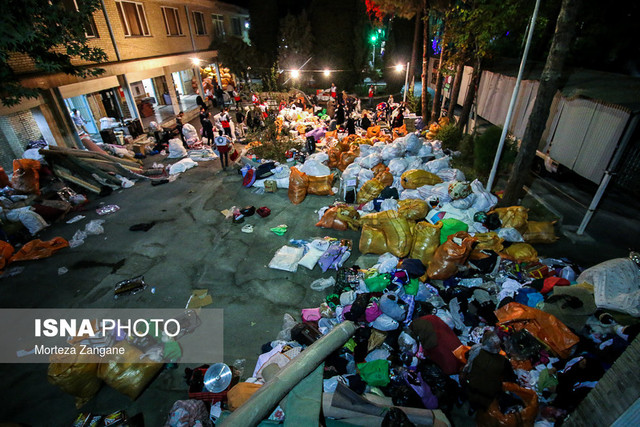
[359,144,373,157]
[377,253,399,274]
[404,134,423,155]
[450,193,476,210]
[7,207,48,235]
[357,169,375,187]
[299,159,331,176]
[381,143,404,161]
[85,219,105,235]
[417,143,434,158]
[169,158,198,175]
[167,138,187,159]
[388,158,409,176]
[400,189,422,200]
[498,227,525,242]
[298,246,325,270]
[424,156,450,173]
[578,257,640,317]
[359,153,383,169]
[69,229,87,248]
[471,179,498,212]
[182,123,199,141]
[437,168,465,182]
[380,199,399,212]
[310,276,336,291]
[276,313,298,341]
[268,245,305,272]
[307,152,329,163]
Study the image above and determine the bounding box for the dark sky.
[221,0,250,8]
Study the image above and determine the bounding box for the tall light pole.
[403,61,410,103]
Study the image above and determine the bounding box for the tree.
[446,62,463,121]
[277,12,314,74]
[0,0,108,107]
[213,37,258,87]
[502,0,581,205]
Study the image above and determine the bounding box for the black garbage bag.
[345,293,371,322]
[412,301,437,320]
[382,407,416,427]
[505,329,543,361]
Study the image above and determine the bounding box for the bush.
[437,123,463,150]
[247,118,302,163]
[473,126,517,178]
[459,134,474,163]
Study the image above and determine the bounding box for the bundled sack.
[495,302,579,359]
[471,232,504,257]
[97,341,163,399]
[288,167,309,204]
[427,231,477,280]
[439,218,469,245]
[48,346,102,408]
[357,178,385,204]
[327,148,341,169]
[392,124,408,140]
[316,206,347,231]
[523,220,558,243]
[307,174,335,196]
[475,382,539,427]
[360,210,413,258]
[401,169,443,189]
[489,206,528,234]
[376,170,394,188]
[398,199,429,221]
[336,205,361,230]
[366,126,382,138]
[11,159,41,195]
[501,243,538,263]
[338,151,358,171]
[359,224,389,254]
[410,221,442,266]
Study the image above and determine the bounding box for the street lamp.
[291,69,300,79]
[396,61,410,103]
[323,69,330,77]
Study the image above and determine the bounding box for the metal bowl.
[203,363,232,393]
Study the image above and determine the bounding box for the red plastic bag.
[11,159,41,195]
[0,241,15,270]
[476,382,539,427]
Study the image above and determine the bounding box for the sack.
[398,199,429,221]
[268,245,305,272]
[338,151,358,171]
[307,174,334,196]
[476,382,539,427]
[366,125,381,138]
[439,218,469,244]
[288,167,309,205]
[357,179,385,204]
[316,206,347,231]
[380,212,414,258]
[327,148,340,169]
[97,341,163,399]
[427,231,477,280]
[523,220,558,243]
[375,170,394,188]
[11,159,41,195]
[257,206,271,217]
[489,206,529,234]
[410,221,442,266]
[359,224,389,254]
[401,169,443,189]
[471,232,504,255]
[501,243,538,263]
[48,346,102,408]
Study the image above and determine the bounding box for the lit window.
[193,11,207,36]
[162,7,183,36]
[211,14,225,40]
[116,1,150,37]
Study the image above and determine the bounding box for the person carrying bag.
[215,135,231,170]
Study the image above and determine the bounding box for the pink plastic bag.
[365,302,383,322]
[301,307,321,322]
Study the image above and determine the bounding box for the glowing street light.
[191,57,202,66]
[291,69,300,79]
[394,63,404,73]
[323,69,331,77]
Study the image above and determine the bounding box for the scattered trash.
[241,224,254,233]
[186,289,213,309]
[151,178,170,186]
[96,204,120,216]
[58,267,68,275]
[114,275,147,298]
[66,215,86,224]
[310,277,336,291]
[270,224,288,236]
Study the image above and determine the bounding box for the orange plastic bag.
[227,382,262,411]
[427,231,477,280]
[371,163,388,175]
[523,220,558,243]
[316,206,348,231]
[325,130,337,141]
[476,382,538,427]
[376,170,394,187]
[338,151,357,171]
[0,166,11,187]
[501,243,538,263]
[410,221,442,266]
[11,159,41,195]
[338,138,351,152]
[401,169,443,189]
[307,174,334,196]
[495,302,579,359]
[359,224,389,254]
[10,237,69,263]
[490,206,529,234]
[366,125,381,138]
[327,148,341,169]
[288,167,309,205]
[356,179,385,204]
[0,241,15,270]
[392,124,407,140]
[398,199,429,221]
[335,205,361,230]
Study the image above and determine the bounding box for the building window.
[211,14,225,40]
[116,1,150,37]
[231,17,242,36]
[161,7,183,36]
[62,0,99,38]
[193,11,207,36]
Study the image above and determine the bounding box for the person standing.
[175,111,188,149]
[215,135,231,170]
[368,85,374,108]
[360,112,371,130]
[201,112,214,146]
[71,109,89,135]
[220,108,232,139]
[215,84,225,108]
[335,104,345,126]
[330,83,337,99]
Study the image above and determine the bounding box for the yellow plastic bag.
[307,174,334,196]
[97,341,163,400]
[361,211,413,258]
[398,199,430,221]
[427,231,477,280]
[410,221,442,266]
[473,232,504,253]
[359,224,389,254]
[501,243,539,263]
[376,170,394,188]
[357,179,385,204]
[401,169,443,189]
[490,206,529,234]
[338,151,357,171]
[48,346,102,408]
[288,167,309,205]
[523,220,558,243]
[335,205,361,230]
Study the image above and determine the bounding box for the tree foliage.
[0,0,108,106]
[277,12,314,72]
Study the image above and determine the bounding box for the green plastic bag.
[357,359,390,387]
[404,278,419,296]
[270,224,288,236]
[439,218,469,244]
[343,338,356,352]
[364,274,391,292]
